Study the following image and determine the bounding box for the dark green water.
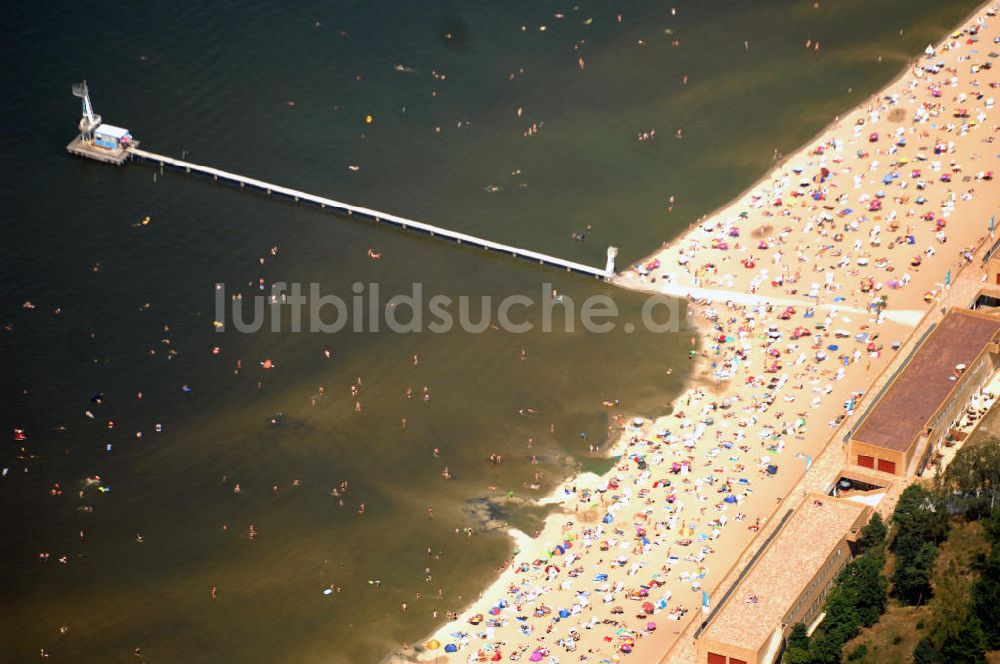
[0,0,981,661]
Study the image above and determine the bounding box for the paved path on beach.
[618,278,927,327]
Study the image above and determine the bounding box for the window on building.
[877,459,896,474]
[858,454,875,468]
[707,653,726,664]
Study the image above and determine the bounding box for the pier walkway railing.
[128,147,613,279]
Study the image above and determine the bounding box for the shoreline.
[395,2,1000,662]
[389,411,690,664]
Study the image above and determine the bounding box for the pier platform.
[66,135,136,165]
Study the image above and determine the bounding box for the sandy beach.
[396,3,1000,663]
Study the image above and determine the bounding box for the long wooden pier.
[122,146,616,279]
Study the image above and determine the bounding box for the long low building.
[697,495,871,664]
[847,307,1000,476]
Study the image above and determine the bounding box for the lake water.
[0,0,981,661]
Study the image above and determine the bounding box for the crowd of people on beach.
[412,6,1000,662]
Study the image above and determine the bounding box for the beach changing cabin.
[847,308,1000,477]
[94,124,132,150]
[697,496,871,664]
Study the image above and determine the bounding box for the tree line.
[780,435,1000,664]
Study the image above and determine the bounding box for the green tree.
[851,553,888,625]
[803,631,844,664]
[782,623,810,664]
[937,617,987,664]
[805,586,861,664]
[940,437,1000,518]
[913,637,936,664]
[891,538,937,604]
[891,485,949,546]
[822,582,861,637]
[846,643,868,661]
[858,511,887,553]
[983,506,1000,545]
[971,508,1000,648]
[830,549,887,625]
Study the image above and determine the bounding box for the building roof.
[852,308,1000,453]
[701,495,868,652]
[95,124,130,138]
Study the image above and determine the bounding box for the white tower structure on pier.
[72,81,102,141]
[605,246,619,277]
